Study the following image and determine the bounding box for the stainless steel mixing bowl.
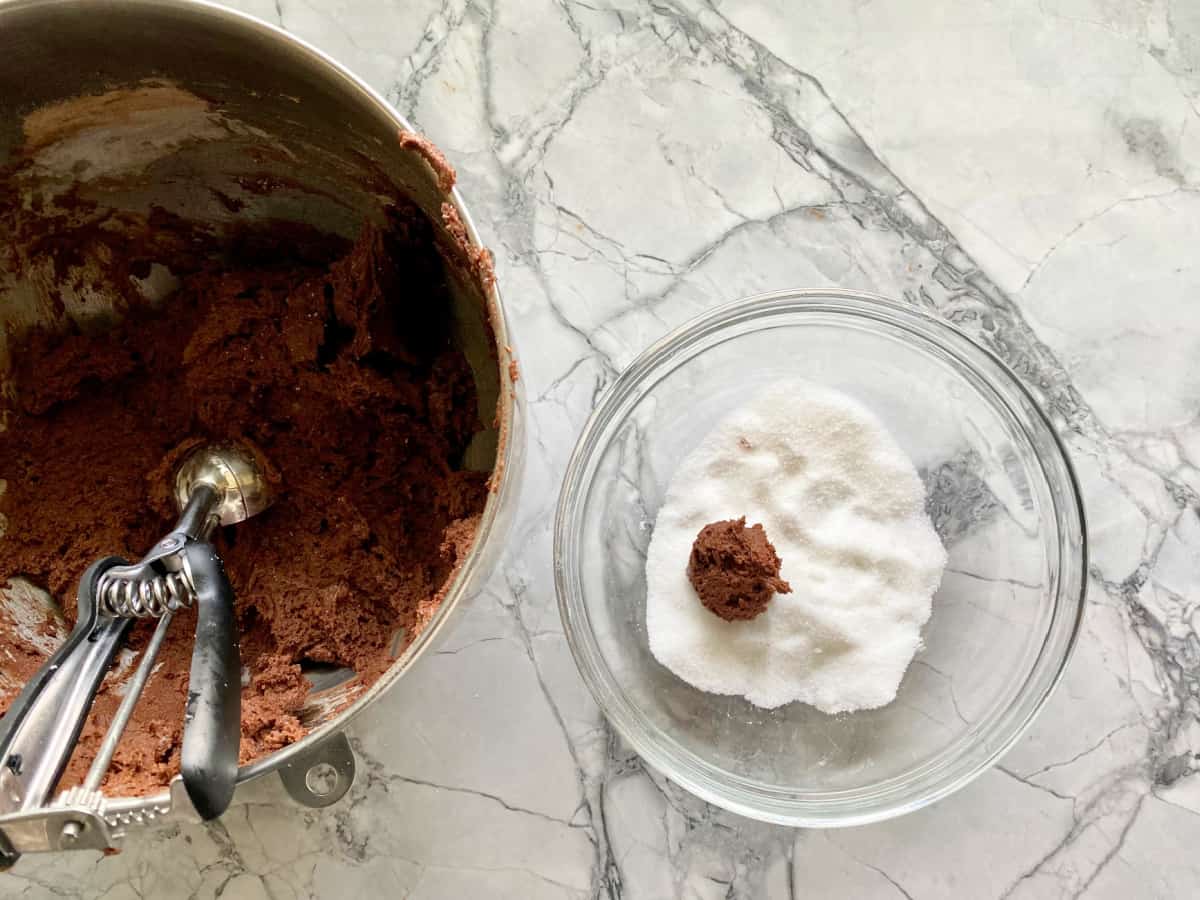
[0,0,522,848]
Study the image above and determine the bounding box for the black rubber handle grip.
[179,541,240,820]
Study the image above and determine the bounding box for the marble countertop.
[11,0,1200,897]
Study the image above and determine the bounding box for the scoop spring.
[96,567,195,618]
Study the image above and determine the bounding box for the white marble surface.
[10,0,1200,896]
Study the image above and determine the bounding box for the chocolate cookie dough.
[0,201,492,796]
[687,517,791,621]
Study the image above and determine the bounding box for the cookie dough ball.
[686,517,791,621]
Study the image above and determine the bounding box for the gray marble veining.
[8,0,1200,897]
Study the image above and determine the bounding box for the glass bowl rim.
[554,288,1088,827]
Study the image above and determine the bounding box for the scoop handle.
[179,540,240,820]
[0,558,131,868]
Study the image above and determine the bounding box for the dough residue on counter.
[646,381,947,713]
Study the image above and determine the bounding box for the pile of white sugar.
[645,381,947,713]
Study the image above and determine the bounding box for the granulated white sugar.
[645,381,947,713]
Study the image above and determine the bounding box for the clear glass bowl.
[555,289,1086,827]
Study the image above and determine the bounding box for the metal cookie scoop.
[0,441,272,863]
